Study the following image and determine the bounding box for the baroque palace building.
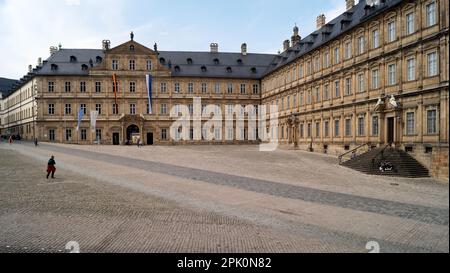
[0,0,448,178]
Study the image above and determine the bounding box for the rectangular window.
[406,12,414,35]
[371,69,380,89]
[112,104,119,115]
[80,104,87,115]
[358,36,365,54]
[315,87,321,102]
[406,112,415,135]
[334,47,340,64]
[214,83,221,94]
[129,60,136,70]
[357,73,365,92]
[80,82,86,93]
[372,29,379,49]
[48,82,54,92]
[427,109,437,134]
[344,42,352,59]
[324,121,329,138]
[426,2,436,27]
[299,64,304,78]
[335,81,340,98]
[65,129,72,141]
[358,117,365,136]
[174,83,180,93]
[324,52,330,68]
[49,130,55,141]
[129,104,136,115]
[406,58,415,81]
[161,129,168,140]
[201,83,207,93]
[95,104,102,115]
[95,82,101,93]
[160,104,167,115]
[307,91,312,105]
[334,120,340,137]
[130,82,136,93]
[299,124,304,138]
[227,83,233,94]
[188,83,194,94]
[160,82,167,93]
[48,104,55,115]
[427,52,438,77]
[388,21,396,42]
[372,116,379,136]
[240,84,246,94]
[112,60,119,70]
[388,64,397,85]
[65,104,71,115]
[96,129,102,141]
[345,119,351,137]
[324,84,330,100]
[315,122,320,138]
[81,129,87,141]
[65,82,71,93]
[307,123,311,138]
[147,60,153,71]
[252,84,259,95]
[345,78,352,95]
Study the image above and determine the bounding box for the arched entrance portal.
[126,125,140,145]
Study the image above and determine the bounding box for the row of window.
[48,81,260,95]
[111,59,153,71]
[270,52,438,110]
[265,1,438,90]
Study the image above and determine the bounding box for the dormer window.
[96,56,103,63]
[51,64,58,71]
[174,66,181,72]
[237,59,243,65]
[81,64,89,71]
[187,58,193,65]
[226,67,232,73]
[70,56,77,62]
[201,66,207,72]
[129,45,135,51]
[213,58,220,65]
[251,67,257,73]
[159,58,166,65]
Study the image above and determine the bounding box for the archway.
[126,125,140,145]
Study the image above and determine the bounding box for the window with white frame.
[334,120,340,137]
[95,104,102,115]
[427,51,438,77]
[406,112,415,135]
[147,59,153,71]
[371,69,380,89]
[335,81,340,98]
[252,84,259,95]
[240,84,246,94]
[324,121,329,138]
[358,36,365,54]
[334,47,340,64]
[324,52,330,68]
[406,12,415,35]
[427,109,437,134]
[372,116,379,136]
[387,63,397,85]
[129,60,136,70]
[214,83,221,94]
[345,118,352,136]
[315,122,320,138]
[227,83,233,94]
[345,78,352,95]
[201,83,207,93]
[160,104,167,115]
[344,42,352,59]
[48,82,54,92]
[324,84,330,100]
[315,87,321,102]
[188,83,194,93]
[407,58,415,81]
[160,82,167,93]
[357,117,365,136]
[129,104,136,115]
[357,73,365,93]
[129,82,136,93]
[372,29,379,49]
[426,2,436,27]
[174,83,180,93]
[112,60,119,70]
[387,21,396,42]
[48,104,55,115]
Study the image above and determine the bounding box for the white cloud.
[65,0,81,6]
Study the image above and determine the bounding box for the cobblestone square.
[0,142,448,253]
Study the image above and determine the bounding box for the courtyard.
[0,141,448,253]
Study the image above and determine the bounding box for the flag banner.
[76,106,84,132]
[90,111,98,132]
[112,74,118,106]
[146,74,153,114]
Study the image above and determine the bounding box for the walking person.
[34,138,39,147]
[46,156,56,179]
[8,136,13,145]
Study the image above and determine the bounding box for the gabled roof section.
[108,40,157,56]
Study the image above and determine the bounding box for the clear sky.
[0,0,352,79]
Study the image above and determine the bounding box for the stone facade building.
[0,0,448,179]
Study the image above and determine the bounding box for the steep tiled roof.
[0,77,18,97]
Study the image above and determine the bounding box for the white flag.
[90,111,98,132]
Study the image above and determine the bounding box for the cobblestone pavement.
[0,142,448,253]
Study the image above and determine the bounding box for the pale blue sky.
[0,0,351,79]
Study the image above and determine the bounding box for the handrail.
[338,142,371,165]
[371,144,390,168]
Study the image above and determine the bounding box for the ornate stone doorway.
[126,125,140,145]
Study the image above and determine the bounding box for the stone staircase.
[341,146,430,178]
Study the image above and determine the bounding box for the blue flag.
[77,106,84,131]
[146,74,153,114]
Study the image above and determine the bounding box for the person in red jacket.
[46,156,56,179]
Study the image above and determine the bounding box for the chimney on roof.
[346,0,355,11]
[316,14,326,30]
[37,57,42,67]
[28,65,32,73]
[210,43,218,53]
[283,39,290,52]
[50,46,58,56]
[241,43,247,56]
[102,40,111,51]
